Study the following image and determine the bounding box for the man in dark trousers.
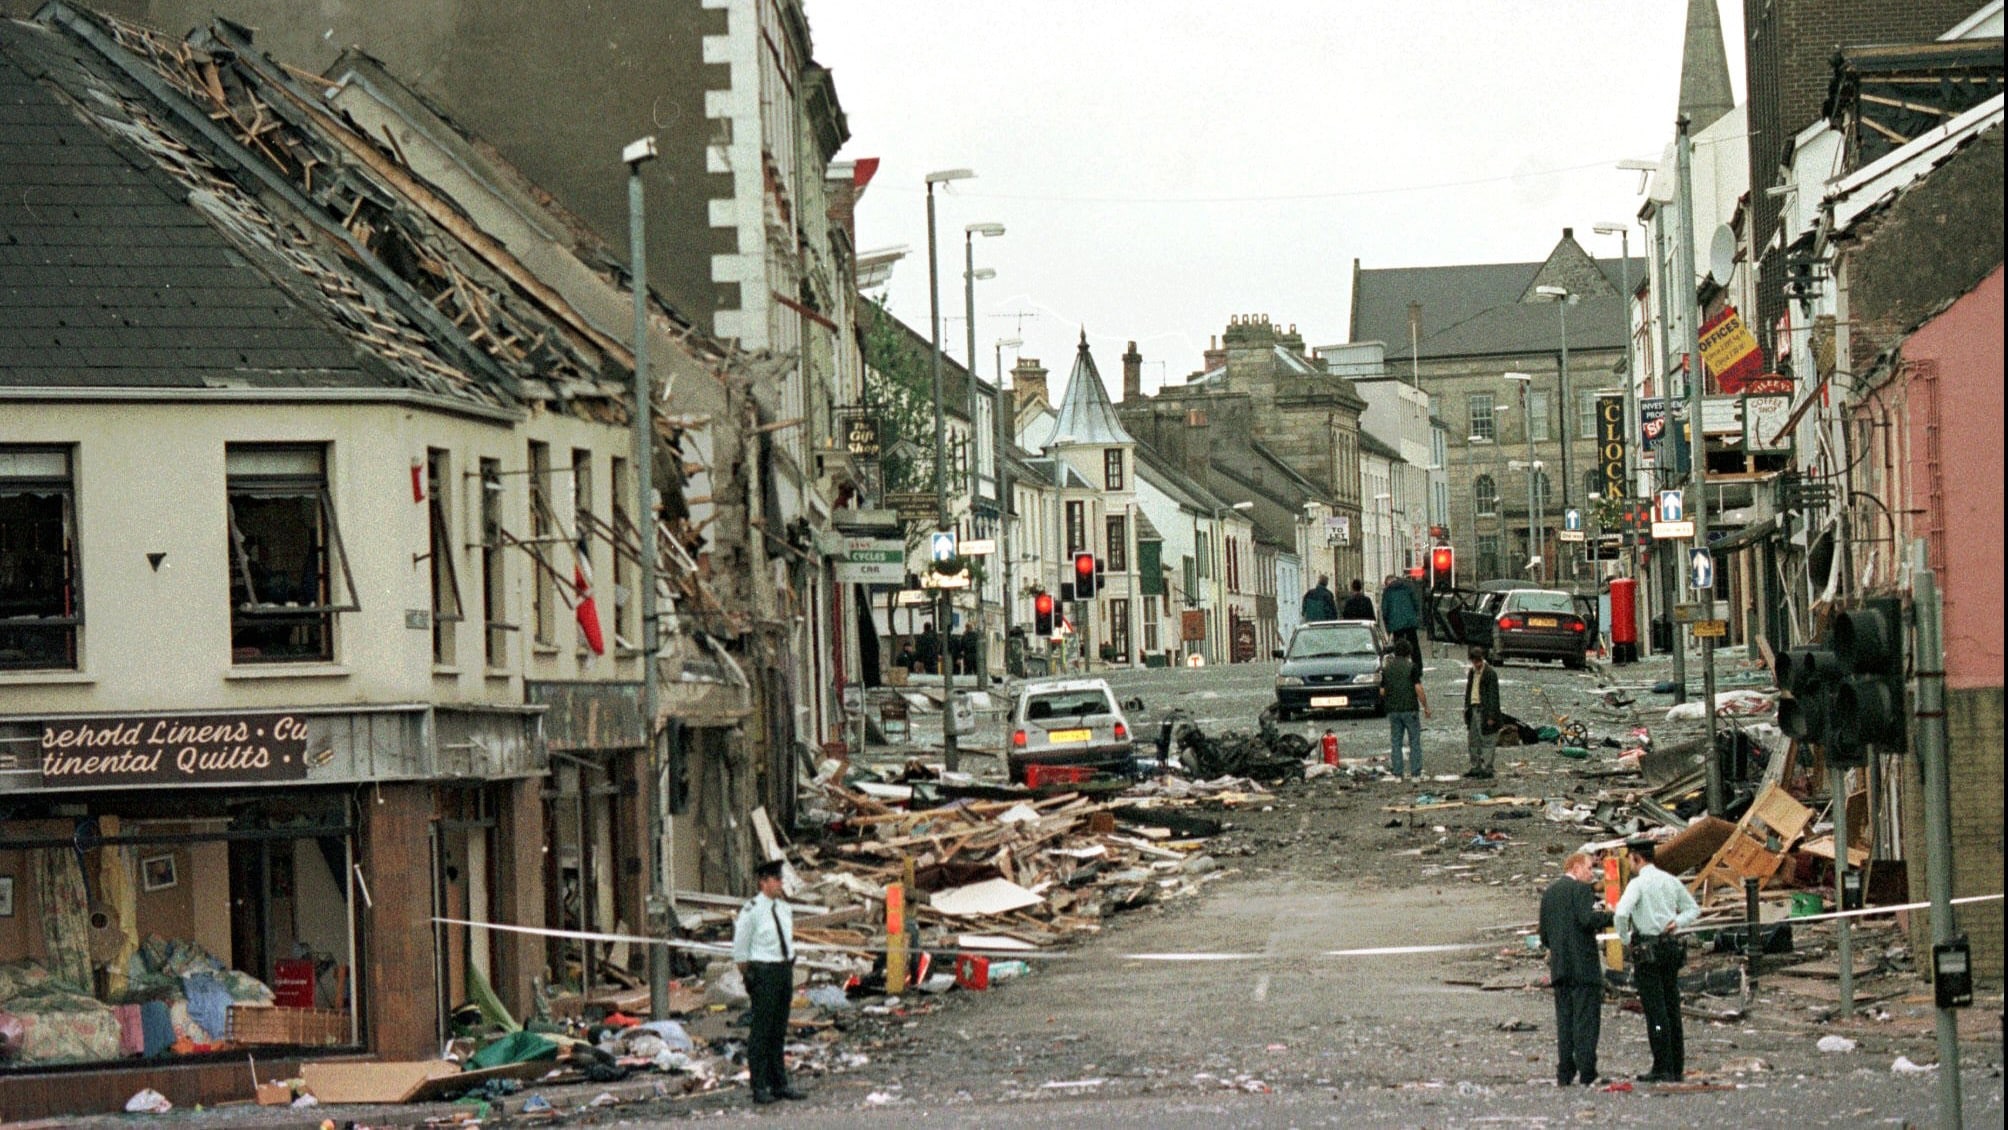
[1381,573,1423,659]
[732,860,805,1103]
[1302,575,1339,622]
[1462,646,1502,779]
[1540,851,1613,1086]
[1614,837,1700,1082]
[1340,577,1375,620]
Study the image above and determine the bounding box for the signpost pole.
[1676,116,1723,815]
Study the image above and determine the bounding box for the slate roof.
[1351,256,1642,362]
[1039,331,1135,448]
[0,20,380,390]
[1132,439,1228,514]
[1358,426,1404,463]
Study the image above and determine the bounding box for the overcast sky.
[808,1,1746,400]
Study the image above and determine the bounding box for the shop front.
[0,704,542,1117]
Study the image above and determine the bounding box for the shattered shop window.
[225,444,359,663]
[0,446,81,671]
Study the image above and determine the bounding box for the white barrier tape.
[437,890,2003,969]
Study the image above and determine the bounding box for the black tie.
[771,902,791,961]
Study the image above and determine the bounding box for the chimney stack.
[1121,340,1142,401]
[1011,357,1050,414]
[1202,334,1225,376]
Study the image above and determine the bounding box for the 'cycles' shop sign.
[38,712,314,787]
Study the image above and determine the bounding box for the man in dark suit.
[1462,645,1502,779]
[1540,851,1614,1086]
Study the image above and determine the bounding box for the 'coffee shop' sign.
[39,712,314,787]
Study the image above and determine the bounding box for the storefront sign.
[39,712,313,787]
[1744,395,1793,452]
[1595,394,1626,498]
[1699,305,1762,394]
[843,413,882,459]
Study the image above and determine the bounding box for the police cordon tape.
[438,891,1999,966]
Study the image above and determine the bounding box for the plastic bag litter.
[521,1094,554,1114]
[806,985,853,1011]
[916,972,958,994]
[290,1093,319,1108]
[125,1089,172,1114]
[1891,1055,1937,1074]
[1817,1035,1858,1053]
[635,1019,694,1051]
[588,1091,619,1107]
[705,965,749,1006]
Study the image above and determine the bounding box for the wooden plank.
[1745,782,1813,845]
[302,1061,459,1104]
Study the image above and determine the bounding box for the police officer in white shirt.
[732,859,805,1103]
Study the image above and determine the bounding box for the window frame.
[1104,514,1127,572]
[479,458,514,668]
[1473,474,1498,518]
[1065,500,1086,556]
[1527,389,1551,442]
[225,444,357,665]
[425,449,465,666]
[0,445,83,671]
[1468,392,1496,442]
[1103,448,1124,490]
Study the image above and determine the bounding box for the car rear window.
[1025,690,1114,721]
[1507,591,1575,614]
[1287,624,1379,659]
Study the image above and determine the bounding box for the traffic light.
[1776,642,1841,753]
[1832,598,1906,756]
[1429,545,1455,592]
[1073,552,1097,599]
[1033,591,1055,636]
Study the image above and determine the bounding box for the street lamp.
[1505,371,1542,581]
[963,222,1004,684]
[1533,284,1575,579]
[623,134,674,1020]
[926,168,973,770]
[994,335,1022,649]
[1211,500,1254,662]
[1594,221,1642,611]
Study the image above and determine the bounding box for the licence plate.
[1310,695,1349,708]
[1047,728,1092,744]
[1530,617,1558,628]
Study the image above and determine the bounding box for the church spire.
[1678,0,1735,131]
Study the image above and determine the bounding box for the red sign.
[1699,306,1763,395]
[1742,374,1794,395]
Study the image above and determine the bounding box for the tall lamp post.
[1593,222,1641,600]
[925,167,973,770]
[622,134,672,1019]
[994,336,1022,649]
[962,223,1003,685]
[1504,372,1541,581]
[1533,286,1574,580]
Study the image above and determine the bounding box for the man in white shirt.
[732,859,805,1103]
[1613,838,1700,1082]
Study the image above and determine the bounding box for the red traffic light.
[1429,545,1455,591]
[1034,592,1054,615]
[1073,552,1098,598]
[1033,590,1055,635]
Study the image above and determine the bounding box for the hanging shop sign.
[1699,305,1763,395]
[1744,395,1794,453]
[37,711,313,787]
[1596,394,1626,498]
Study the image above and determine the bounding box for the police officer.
[732,859,806,1103]
[1613,838,1700,1082]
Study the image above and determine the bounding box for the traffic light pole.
[926,183,959,772]
[1675,116,1724,815]
[1911,538,1965,1129]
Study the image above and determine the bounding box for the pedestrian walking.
[1461,645,1502,779]
[1381,573,1422,660]
[732,859,807,1104]
[1340,578,1375,620]
[1302,575,1339,622]
[1382,639,1429,780]
[1539,852,1614,1086]
[1613,838,1700,1083]
[914,621,939,675]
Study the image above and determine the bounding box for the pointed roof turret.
[1041,331,1135,449]
[1678,0,1736,131]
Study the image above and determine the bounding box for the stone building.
[1349,233,1637,587]
[1118,315,1368,612]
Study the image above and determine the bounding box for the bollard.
[1744,876,1762,987]
[884,882,906,994]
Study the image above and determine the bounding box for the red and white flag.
[574,560,606,655]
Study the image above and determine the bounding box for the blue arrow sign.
[1690,547,1714,591]
[1659,489,1684,523]
[929,530,957,563]
[1564,508,1582,532]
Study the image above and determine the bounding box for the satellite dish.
[1708,225,1738,284]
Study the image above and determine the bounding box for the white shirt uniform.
[732,891,794,963]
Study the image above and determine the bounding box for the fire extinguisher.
[1321,730,1339,766]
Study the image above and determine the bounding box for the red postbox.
[1609,577,1639,665]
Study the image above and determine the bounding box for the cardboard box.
[255,1082,293,1107]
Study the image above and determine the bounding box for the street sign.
[920,570,970,589]
[1564,508,1582,532]
[833,535,906,583]
[1659,489,1684,523]
[959,538,996,556]
[1690,547,1714,591]
[894,589,931,606]
[1558,530,1586,543]
[1692,618,1728,638]
[929,530,957,563]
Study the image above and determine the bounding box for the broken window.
[480,458,511,668]
[528,441,556,646]
[226,445,356,664]
[0,446,80,671]
[426,449,464,666]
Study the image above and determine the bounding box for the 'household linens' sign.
[40,712,313,786]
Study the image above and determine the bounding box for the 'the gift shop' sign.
[40,712,314,786]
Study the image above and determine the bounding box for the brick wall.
[1900,685,2006,984]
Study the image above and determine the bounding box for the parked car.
[1487,588,1591,668]
[1007,678,1137,783]
[1273,619,1388,720]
